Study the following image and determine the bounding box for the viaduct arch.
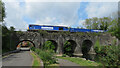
[11,31,119,56]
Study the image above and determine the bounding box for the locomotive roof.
[29,24,68,28]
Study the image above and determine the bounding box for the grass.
[45,64,59,68]
[30,51,41,68]
[57,56,102,67]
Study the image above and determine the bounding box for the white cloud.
[3,0,119,31]
[35,17,56,25]
[35,17,70,27]
[3,1,80,30]
[24,2,80,27]
[3,1,28,31]
[86,2,118,18]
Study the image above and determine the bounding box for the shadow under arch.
[17,40,35,48]
[82,40,93,55]
[63,40,77,56]
[43,40,58,53]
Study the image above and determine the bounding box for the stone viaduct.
[11,31,119,56]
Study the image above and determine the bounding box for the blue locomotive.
[28,24,106,33]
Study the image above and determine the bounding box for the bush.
[94,40,106,55]
[38,50,57,66]
[35,48,40,54]
[100,45,120,67]
[94,45,120,67]
[94,40,120,67]
[31,47,57,66]
[31,46,35,51]
[43,41,56,51]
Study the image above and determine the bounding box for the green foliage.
[31,47,57,66]
[99,45,120,67]
[0,0,6,22]
[84,17,115,31]
[108,18,120,40]
[2,25,18,53]
[43,41,56,52]
[94,40,102,54]
[94,40,120,67]
[35,48,40,54]
[39,50,56,65]
[62,54,68,57]
[63,41,73,56]
[2,25,15,52]
[112,39,117,45]
[84,16,120,40]
[31,46,35,51]
[110,26,120,40]
[9,26,15,32]
[94,44,120,67]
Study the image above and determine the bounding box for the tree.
[2,25,10,51]
[10,26,15,32]
[2,24,16,53]
[84,12,120,39]
[84,17,112,30]
[0,0,5,22]
[0,0,17,53]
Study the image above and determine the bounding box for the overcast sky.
[3,0,119,31]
